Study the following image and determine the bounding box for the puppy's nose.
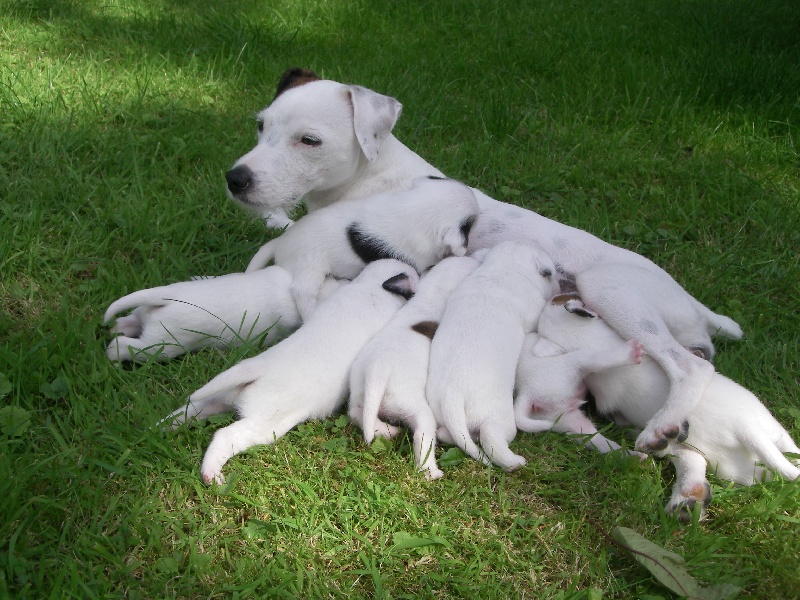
[226,165,253,195]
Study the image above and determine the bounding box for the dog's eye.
[539,268,552,278]
[300,135,322,147]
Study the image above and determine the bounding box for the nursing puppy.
[348,256,480,480]
[104,268,344,362]
[536,295,800,521]
[224,68,743,456]
[514,328,645,456]
[245,175,478,320]
[165,259,418,484]
[426,241,559,471]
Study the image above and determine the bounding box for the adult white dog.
[426,241,559,471]
[534,293,800,521]
[165,258,418,485]
[224,68,743,455]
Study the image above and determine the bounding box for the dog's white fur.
[514,326,645,456]
[348,256,480,480]
[426,241,559,471]
[224,70,744,455]
[165,259,418,484]
[104,268,345,362]
[244,175,478,320]
[536,294,800,520]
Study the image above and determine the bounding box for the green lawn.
[1,0,799,598]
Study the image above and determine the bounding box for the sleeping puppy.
[514,329,645,456]
[164,259,418,485]
[348,255,481,480]
[536,294,800,521]
[104,267,344,362]
[244,175,479,319]
[426,241,559,471]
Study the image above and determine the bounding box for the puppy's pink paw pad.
[629,340,645,364]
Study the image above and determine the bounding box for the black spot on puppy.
[426,175,447,180]
[460,215,476,246]
[347,222,412,265]
[411,320,439,339]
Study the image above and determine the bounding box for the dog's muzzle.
[226,165,254,196]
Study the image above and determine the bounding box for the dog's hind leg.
[744,433,800,481]
[291,269,328,321]
[200,413,302,485]
[576,273,715,454]
[665,447,711,523]
[479,420,527,472]
[407,402,443,480]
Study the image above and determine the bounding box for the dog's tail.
[514,398,555,434]
[706,311,743,340]
[104,287,168,324]
[359,364,390,445]
[245,240,278,273]
[440,392,490,466]
[189,357,264,405]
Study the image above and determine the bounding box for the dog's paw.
[201,469,226,486]
[424,467,445,481]
[502,454,528,472]
[628,339,645,364]
[665,481,711,524]
[374,421,400,439]
[635,420,689,453]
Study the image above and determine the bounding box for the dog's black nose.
[226,165,253,195]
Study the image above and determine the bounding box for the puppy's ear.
[382,273,415,300]
[348,85,402,161]
[564,299,597,319]
[274,68,321,100]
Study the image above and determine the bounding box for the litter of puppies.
[104,68,799,520]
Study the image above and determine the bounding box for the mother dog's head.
[225,68,403,221]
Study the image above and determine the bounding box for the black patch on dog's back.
[411,320,439,339]
[347,222,412,266]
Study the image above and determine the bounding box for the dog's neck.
[305,135,443,212]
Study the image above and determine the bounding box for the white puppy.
[223,68,743,456]
[245,175,478,320]
[514,326,645,455]
[165,259,418,484]
[426,241,559,471]
[535,294,800,521]
[104,267,342,362]
[348,256,480,480]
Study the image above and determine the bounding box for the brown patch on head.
[550,292,581,306]
[274,68,321,101]
[411,321,439,340]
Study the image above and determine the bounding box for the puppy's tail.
[707,311,743,340]
[245,240,278,273]
[190,357,264,405]
[104,287,166,324]
[359,364,390,444]
[440,393,490,466]
[514,398,554,434]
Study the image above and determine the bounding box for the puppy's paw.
[665,481,711,524]
[628,339,645,364]
[109,314,143,338]
[424,467,445,481]
[201,469,226,486]
[374,421,400,439]
[502,454,528,472]
[635,420,689,453]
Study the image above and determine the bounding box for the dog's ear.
[564,299,598,319]
[382,272,415,300]
[273,68,321,100]
[348,85,402,161]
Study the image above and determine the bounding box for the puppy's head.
[225,71,402,218]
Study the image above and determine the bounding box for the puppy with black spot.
[426,241,559,471]
[244,175,478,320]
[164,259,418,485]
[348,255,481,480]
[104,267,345,363]
[536,295,800,521]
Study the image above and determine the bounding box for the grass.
[1,0,799,597]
